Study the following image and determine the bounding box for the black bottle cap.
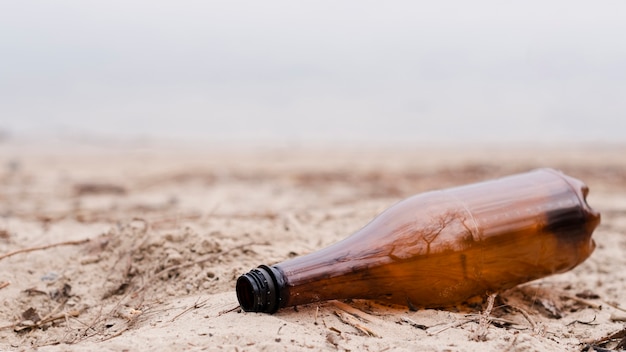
[236,265,284,313]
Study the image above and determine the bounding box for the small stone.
[41,272,59,282]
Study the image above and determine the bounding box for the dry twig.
[604,301,626,313]
[400,316,428,330]
[218,305,240,316]
[334,310,379,337]
[0,239,90,262]
[610,313,626,322]
[331,301,383,324]
[170,297,210,322]
[470,293,497,341]
[2,307,85,333]
[559,293,602,310]
[427,319,473,336]
[583,326,626,349]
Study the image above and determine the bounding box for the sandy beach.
[1,140,625,351]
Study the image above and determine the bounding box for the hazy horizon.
[1,1,624,145]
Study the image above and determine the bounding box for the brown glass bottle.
[236,168,600,313]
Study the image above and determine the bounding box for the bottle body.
[236,168,600,313]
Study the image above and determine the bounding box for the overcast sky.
[1,1,624,144]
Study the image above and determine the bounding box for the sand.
[1,140,625,351]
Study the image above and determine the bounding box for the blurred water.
[1,1,625,145]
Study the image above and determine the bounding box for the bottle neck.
[235,241,368,313]
[236,265,287,313]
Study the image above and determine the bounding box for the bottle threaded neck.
[236,265,284,313]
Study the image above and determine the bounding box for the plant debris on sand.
[1,144,625,351]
